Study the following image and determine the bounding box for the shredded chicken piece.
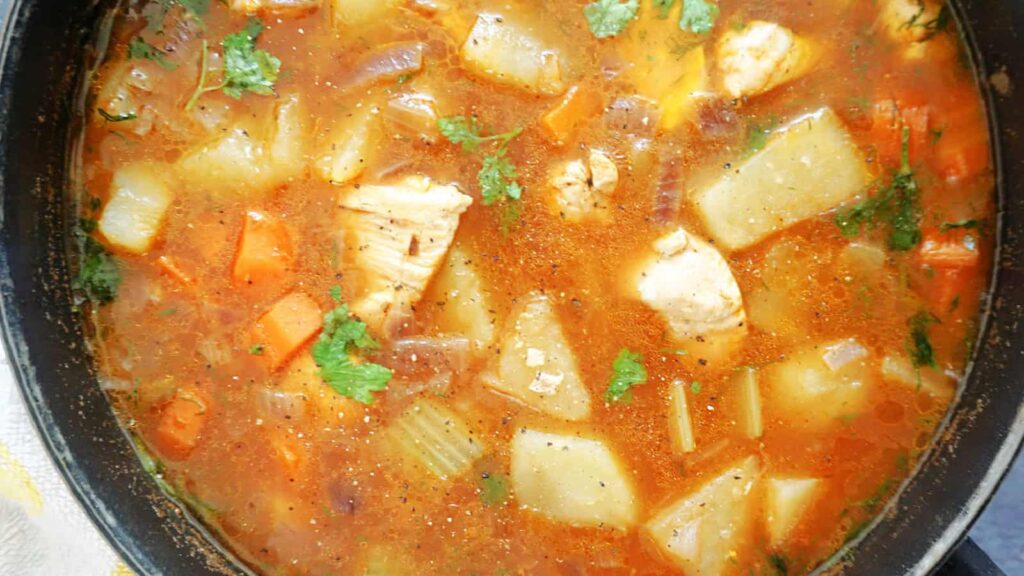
[337,176,472,335]
[549,150,619,222]
[634,228,746,340]
[715,21,813,100]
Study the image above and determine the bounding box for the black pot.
[0,1,1022,574]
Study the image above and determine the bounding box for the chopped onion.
[821,338,869,372]
[344,42,425,90]
[383,93,438,144]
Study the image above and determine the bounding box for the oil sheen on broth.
[75,0,994,574]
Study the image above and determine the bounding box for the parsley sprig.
[908,311,939,369]
[437,115,524,219]
[652,0,720,34]
[75,232,122,305]
[835,126,923,251]
[312,299,392,405]
[185,18,282,111]
[583,0,639,39]
[605,349,647,403]
[128,38,177,71]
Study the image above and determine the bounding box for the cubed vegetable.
[645,456,761,575]
[229,0,321,14]
[765,338,873,429]
[431,245,497,351]
[480,293,591,421]
[276,352,363,423]
[316,111,380,185]
[918,226,981,269]
[460,14,565,95]
[765,477,820,547]
[255,292,324,370]
[331,0,397,27]
[880,354,955,401]
[715,21,815,100]
[692,108,872,251]
[98,163,174,254]
[151,384,208,460]
[384,398,484,480]
[668,380,696,454]
[232,211,294,286]
[511,428,637,529]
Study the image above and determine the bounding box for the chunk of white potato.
[645,456,761,575]
[765,338,873,429]
[331,0,397,26]
[765,477,821,547]
[668,380,696,454]
[384,399,484,480]
[98,164,174,254]
[337,176,472,335]
[880,354,955,401]
[692,108,871,251]
[716,21,814,100]
[549,150,618,222]
[95,61,156,136]
[480,293,591,421]
[178,95,310,198]
[878,0,944,44]
[229,0,320,13]
[511,428,637,529]
[632,228,746,344]
[432,245,497,351]
[460,14,564,95]
[316,111,380,185]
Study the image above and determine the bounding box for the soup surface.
[75,0,995,574]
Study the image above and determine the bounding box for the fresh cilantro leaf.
[436,116,521,153]
[478,472,509,506]
[654,0,676,18]
[75,236,122,305]
[249,343,264,356]
[312,303,391,405]
[744,119,776,156]
[690,381,702,394]
[127,38,177,70]
[159,307,178,317]
[679,0,719,34]
[605,348,647,403]
[835,127,922,251]
[144,0,210,32]
[97,108,137,123]
[329,285,342,303]
[479,150,522,206]
[221,19,282,99]
[940,219,980,232]
[908,311,938,368]
[584,0,639,39]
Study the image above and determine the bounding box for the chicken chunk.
[549,150,618,222]
[632,228,746,343]
[715,21,814,100]
[336,176,473,335]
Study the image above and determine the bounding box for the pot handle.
[935,537,1004,576]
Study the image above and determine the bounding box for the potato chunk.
[98,163,174,254]
[331,0,397,27]
[632,228,746,343]
[765,338,873,429]
[432,245,497,351]
[316,111,380,185]
[765,477,821,547]
[692,108,871,251]
[337,176,472,335]
[715,21,814,100]
[511,428,637,529]
[645,456,761,575]
[460,14,564,95]
[480,293,591,421]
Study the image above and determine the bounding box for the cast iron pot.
[0,0,1021,574]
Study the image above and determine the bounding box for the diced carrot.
[918,226,981,269]
[540,85,602,144]
[232,211,294,286]
[929,85,990,182]
[152,385,208,460]
[255,292,323,370]
[157,255,194,286]
[927,267,969,314]
[870,100,930,169]
[269,429,306,476]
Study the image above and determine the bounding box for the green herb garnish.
[908,311,939,368]
[144,0,210,32]
[75,235,122,305]
[97,109,137,123]
[437,116,524,221]
[185,18,282,111]
[583,0,639,39]
[690,381,702,394]
[679,0,719,34]
[127,38,177,70]
[940,219,980,232]
[249,343,265,356]
[312,303,392,405]
[605,348,647,403]
[835,127,922,251]
[479,472,509,506]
